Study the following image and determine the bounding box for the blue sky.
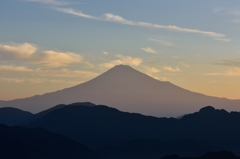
[1,0,240,100]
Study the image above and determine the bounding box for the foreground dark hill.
[98,139,221,159]
[0,124,95,159]
[161,151,240,159]
[1,65,240,117]
[0,107,33,126]
[26,103,240,155]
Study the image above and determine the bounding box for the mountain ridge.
[25,103,240,155]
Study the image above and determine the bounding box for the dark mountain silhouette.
[25,103,240,155]
[161,151,240,159]
[0,107,33,126]
[22,102,95,126]
[0,124,98,159]
[98,139,221,159]
[1,65,240,117]
[0,122,227,159]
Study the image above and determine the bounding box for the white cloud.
[148,38,174,47]
[100,54,142,68]
[55,8,99,20]
[53,8,226,39]
[146,67,160,73]
[163,66,182,72]
[0,43,83,67]
[36,50,83,67]
[0,43,37,60]
[103,13,225,38]
[0,65,33,72]
[141,47,158,54]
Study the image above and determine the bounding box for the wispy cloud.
[36,68,98,77]
[214,58,240,67]
[180,62,190,67]
[146,66,160,73]
[148,38,174,47]
[163,66,182,72]
[25,0,69,6]
[215,38,232,42]
[52,8,226,39]
[203,68,240,77]
[100,54,142,68]
[0,65,98,78]
[141,47,158,54]
[102,51,108,55]
[214,7,240,24]
[0,77,82,85]
[0,43,83,67]
[1,77,25,83]
[54,8,99,20]
[0,65,33,72]
[230,10,240,16]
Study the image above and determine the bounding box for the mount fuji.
[1,65,240,117]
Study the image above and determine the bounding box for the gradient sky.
[1,0,240,100]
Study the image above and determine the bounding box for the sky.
[1,0,240,100]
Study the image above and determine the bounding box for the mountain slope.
[0,107,33,126]
[1,65,240,117]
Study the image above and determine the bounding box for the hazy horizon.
[1,0,240,100]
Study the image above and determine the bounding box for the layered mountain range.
[1,65,240,117]
[1,103,240,158]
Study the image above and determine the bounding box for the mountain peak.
[106,64,137,74]
[112,64,133,69]
[199,106,216,113]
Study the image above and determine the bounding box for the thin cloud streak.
[203,68,240,77]
[141,47,158,54]
[163,66,182,72]
[54,8,100,20]
[26,0,69,6]
[148,38,174,47]
[54,7,226,39]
